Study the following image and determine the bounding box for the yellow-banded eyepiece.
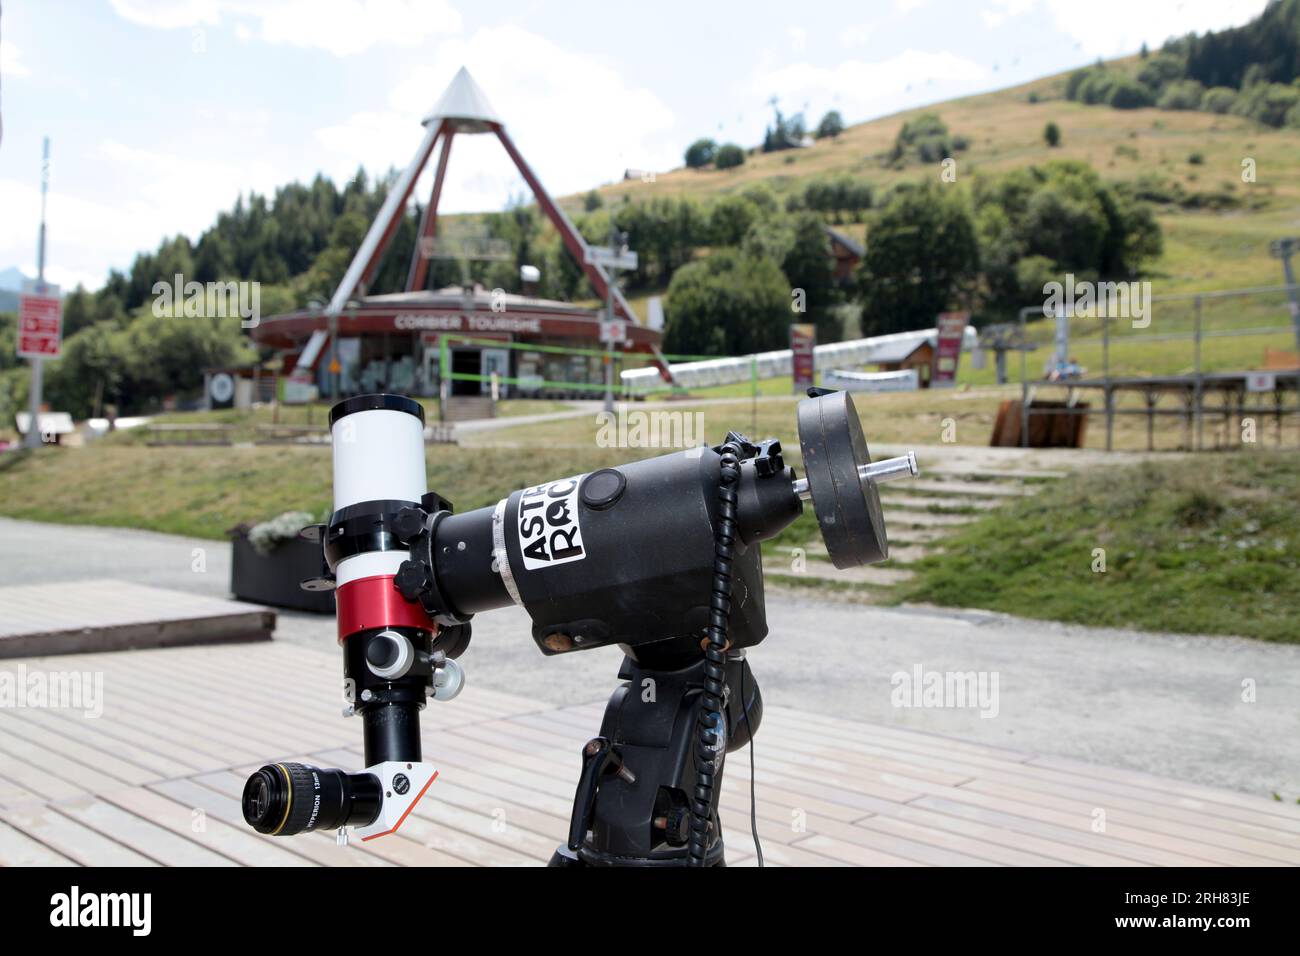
[242,763,382,836]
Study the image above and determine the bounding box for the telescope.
[241,389,918,865]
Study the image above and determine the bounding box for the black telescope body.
[410,440,799,661]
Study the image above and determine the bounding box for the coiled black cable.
[688,441,742,866]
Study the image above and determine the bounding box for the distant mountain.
[0,268,31,313]
[0,266,31,292]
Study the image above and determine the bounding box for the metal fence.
[1015,284,1300,451]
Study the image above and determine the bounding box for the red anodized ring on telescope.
[334,573,436,644]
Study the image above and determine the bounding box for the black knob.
[392,507,427,544]
[662,807,690,847]
[394,559,431,601]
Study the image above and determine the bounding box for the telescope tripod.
[549,648,763,867]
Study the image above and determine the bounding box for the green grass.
[894,451,1300,642]
[0,440,638,540]
[86,398,578,447]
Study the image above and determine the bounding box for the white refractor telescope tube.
[329,396,428,588]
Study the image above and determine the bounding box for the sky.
[0,0,1271,292]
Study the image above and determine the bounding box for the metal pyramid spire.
[422,66,501,131]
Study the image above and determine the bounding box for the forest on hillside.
[1066,0,1300,125]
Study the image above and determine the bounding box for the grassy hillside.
[897,450,1300,643]
[566,62,1300,299]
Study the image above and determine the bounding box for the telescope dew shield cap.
[796,390,888,568]
[330,394,427,513]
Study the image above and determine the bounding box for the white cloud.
[840,25,871,48]
[0,138,284,292]
[314,24,678,214]
[979,0,1268,55]
[110,0,462,57]
[109,0,222,29]
[788,26,807,54]
[1,38,30,78]
[753,49,987,122]
[0,178,149,291]
[980,0,1035,29]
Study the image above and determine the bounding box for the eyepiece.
[242,763,382,836]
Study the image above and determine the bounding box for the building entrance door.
[480,348,510,397]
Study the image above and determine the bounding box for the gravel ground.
[1,515,1296,799]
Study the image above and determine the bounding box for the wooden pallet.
[0,641,1297,867]
[0,581,274,659]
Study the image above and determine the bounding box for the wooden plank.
[53,794,237,866]
[0,709,164,787]
[789,833,925,867]
[0,580,273,657]
[773,714,1300,845]
[6,702,216,775]
[959,776,1300,865]
[853,813,1071,867]
[0,770,46,808]
[868,801,1132,866]
[907,796,1202,867]
[0,817,77,866]
[0,805,157,866]
[102,787,315,868]
[1027,753,1300,828]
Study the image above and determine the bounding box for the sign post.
[791,323,816,394]
[17,283,62,359]
[932,311,968,389]
[1268,238,1300,357]
[586,230,638,413]
[22,137,56,449]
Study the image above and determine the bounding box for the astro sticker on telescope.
[516,474,587,571]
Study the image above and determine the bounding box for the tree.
[583,189,603,211]
[714,143,745,169]
[970,160,1163,318]
[1200,86,1238,113]
[708,194,760,246]
[663,250,791,355]
[61,285,97,337]
[857,183,979,336]
[1043,121,1062,147]
[815,110,845,139]
[781,213,843,342]
[889,113,962,164]
[1231,82,1300,126]
[1157,79,1205,110]
[762,104,806,152]
[684,138,717,169]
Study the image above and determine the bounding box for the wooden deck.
[1,641,1298,866]
[0,580,274,659]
